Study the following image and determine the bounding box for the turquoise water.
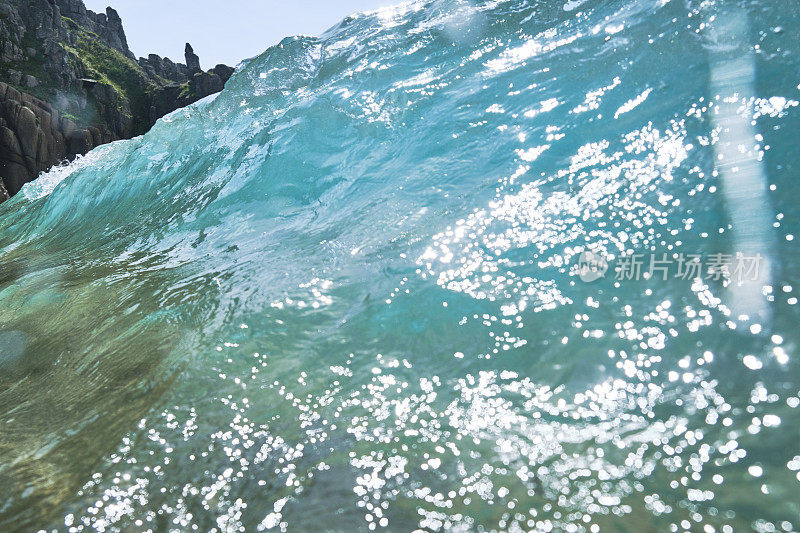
[1,0,800,530]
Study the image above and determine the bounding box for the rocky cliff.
[0,0,234,200]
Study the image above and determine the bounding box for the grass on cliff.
[61,17,156,135]
[0,28,57,100]
[178,82,194,101]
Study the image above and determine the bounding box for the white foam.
[22,147,109,201]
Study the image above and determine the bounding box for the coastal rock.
[0,83,76,194]
[138,54,189,84]
[212,64,235,81]
[6,70,21,85]
[0,0,235,200]
[14,105,40,171]
[0,126,30,194]
[191,70,223,96]
[0,126,24,166]
[144,64,234,128]
[185,43,201,73]
[67,129,93,155]
[101,7,132,58]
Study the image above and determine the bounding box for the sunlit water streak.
[705,4,776,326]
[0,0,799,531]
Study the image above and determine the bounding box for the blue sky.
[83,0,398,68]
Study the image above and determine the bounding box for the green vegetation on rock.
[0,36,54,100]
[0,0,234,200]
[61,17,155,135]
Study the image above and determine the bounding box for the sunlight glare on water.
[0,0,799,531]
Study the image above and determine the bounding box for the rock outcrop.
[145,63,236,127]
[185,43,201,73]
[0,81,96,195]
[138,54,190,84]
[0,0,234,202]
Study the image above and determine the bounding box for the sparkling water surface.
[1,0,799,531]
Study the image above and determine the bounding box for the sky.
[82,0,398,68]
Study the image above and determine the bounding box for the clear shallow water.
[1,0,800,530]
